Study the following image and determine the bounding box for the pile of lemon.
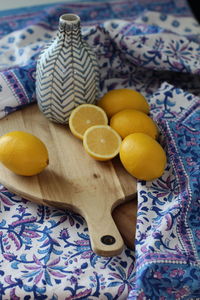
[69,89,166,181]
[0,88,166,181]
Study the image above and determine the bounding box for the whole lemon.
[0,131,49,176]
[110,109,158,139]
[98,89,149,118]
[119,133,166,181]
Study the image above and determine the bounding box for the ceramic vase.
[35,14,99,124]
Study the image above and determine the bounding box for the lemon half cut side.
[69,104,108,140]
[83,125,122,161]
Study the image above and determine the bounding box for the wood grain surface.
[113,199,137,250]
[0,104,137,256]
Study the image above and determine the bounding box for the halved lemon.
[69,104,108,140]
[83,125,122,161]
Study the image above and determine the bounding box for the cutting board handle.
[84,207,124,257]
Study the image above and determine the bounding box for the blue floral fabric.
[128,83,200,299]
[0,0,200,299]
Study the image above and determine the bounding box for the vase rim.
[59,14,80,25]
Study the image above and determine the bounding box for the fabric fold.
[128,82,200,299]
[1,7,200,118]
[0,1,200,299]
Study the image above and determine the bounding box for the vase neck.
[58,14,81,35]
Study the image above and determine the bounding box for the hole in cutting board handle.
[101,235,116,245]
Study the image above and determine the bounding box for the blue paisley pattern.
[0,186,135,299]
[0,0,200,299]
[128,84,200,299]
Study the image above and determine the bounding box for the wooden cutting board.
[0,104,137,256]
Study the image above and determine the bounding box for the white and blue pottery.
[36,14,99,124]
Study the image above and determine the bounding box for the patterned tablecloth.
[0,0,200,299]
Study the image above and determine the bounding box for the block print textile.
[0,0,200,299]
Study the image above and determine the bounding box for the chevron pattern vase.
[35,14,100,124]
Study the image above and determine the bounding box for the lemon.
[98,89,149,118]
[83,125,122,161]
[0,131,49,176]
[69,104,108,140]
[119,133,166,181]
[110,109,158,139]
